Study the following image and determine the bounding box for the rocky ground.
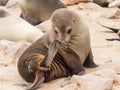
[0,1,120,90]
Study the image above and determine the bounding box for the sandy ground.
[0,2,120,90]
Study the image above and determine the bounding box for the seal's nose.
[61,39,68,44]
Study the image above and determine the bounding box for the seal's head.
[51,9,76,44]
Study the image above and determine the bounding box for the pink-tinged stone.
[57,69,118,90]
[60,0,93,5]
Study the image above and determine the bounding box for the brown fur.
[18,0,66,25]
[18,8,97,90]
[0,0,8,6]
[93,0,113,7]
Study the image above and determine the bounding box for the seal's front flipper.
[45,40,58,66]
[84,48,98,68]
[26,71,45,90]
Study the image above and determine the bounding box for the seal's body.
[18,9,97,90]
[0,15,43,42]
[18,0,66,25]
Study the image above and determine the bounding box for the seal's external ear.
[72,19,75,23]
[72,15,76,23]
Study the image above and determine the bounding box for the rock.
[113,64,120,74]
[78,2,102,10]
[108,0,120,8]
[108,10,120,19]
[0,40,31,65]
[56,83,78,90]
[71,75,113,90]
[4,0,21,16]
[91,69,118,83]
[100,8,119,19]
[58,69,118,90]
[6,0,18,8]
[60,0,92,5]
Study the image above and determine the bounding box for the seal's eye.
[54,30,58,34]
[67,28,72,34]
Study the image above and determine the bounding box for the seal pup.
[18,8,97,90]
[36,20,52,33]
[18,0,66,25]
[0,15,43,42]
[98,22,120,41]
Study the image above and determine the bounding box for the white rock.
[0,40,31,65]
[56,83,78,90]
[58,69,119,90]
[6,0,18,8]
[109,0,120,8]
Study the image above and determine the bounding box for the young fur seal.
[0,15,43,42]
[18,8,97,90]
[18,0,66,25]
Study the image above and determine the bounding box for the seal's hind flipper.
[26,71,45,90]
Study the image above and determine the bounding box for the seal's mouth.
[54,39,68,49]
